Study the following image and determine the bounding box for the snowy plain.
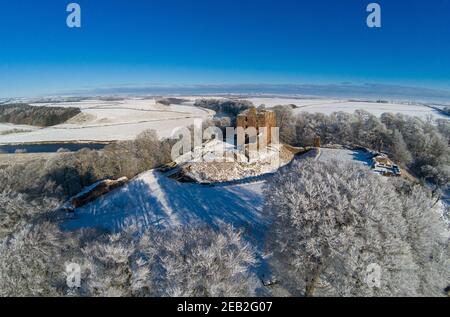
[1,95,447,144]
[0,98,214,144]
[245,97,448,121]
[0,123,38,133]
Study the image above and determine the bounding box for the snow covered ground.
[62,170,268,242]
[60,168,269,278]
[190,95,448,120]
[1,95,447,144]
[175,139,294,183]
[61,148,371,238]
[0,123,38,133]
[244,97,448,121]
[59,146,395,279]
[62,139,295,236]
[0,98,214,144]
[317,148,373,167]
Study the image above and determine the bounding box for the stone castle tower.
[236,107,277,147]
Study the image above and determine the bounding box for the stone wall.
[236,107,277,147]
[71,177,129,209]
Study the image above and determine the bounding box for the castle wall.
[236,107,276,148]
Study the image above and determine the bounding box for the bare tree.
[0,222,69,296]
[140,225,260,297]
[396,182,449,296]
[264,159,448,297]
[390,129,413,167]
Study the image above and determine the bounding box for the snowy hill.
[60,146,415,282]
[62,147,373,237]
[62,170,268,242]
[61,147,376,250]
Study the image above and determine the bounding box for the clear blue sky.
[0,0,450,97]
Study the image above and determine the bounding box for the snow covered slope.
[245,97,448,121]
[62,170,268,241]
[62,148,371,236]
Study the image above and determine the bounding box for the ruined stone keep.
[236,107,277,147]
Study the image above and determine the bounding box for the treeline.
[273,106,450,188]
[156,97,189,105]
[0,222,260,297]
[443,106,450,116]
[1,130,173,200]
[194,99,253,123]
[0,103,81,127]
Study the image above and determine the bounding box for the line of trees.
[194,99,253,124]
[442,107,450,116]
[0,223,260,297]
[156,97,189,106]
[0,103,81,127]
[273,106,450,191]
[0,130,174,238]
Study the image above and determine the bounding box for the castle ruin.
[236,107,277,148]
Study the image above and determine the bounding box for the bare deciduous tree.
[264,159,448,297]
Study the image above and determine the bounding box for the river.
[0,142,110,154]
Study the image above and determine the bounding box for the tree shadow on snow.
[351,150,372,167]
[61,171,268,247]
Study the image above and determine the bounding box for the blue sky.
[0,0,450,98]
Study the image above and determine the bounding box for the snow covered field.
[62,139,295,236]
[189,95,448,120]
[245,97,448,120]
[0,98,214,144]
[60,169,269,278]
[0,123,38,133]
[1,95,447,145]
